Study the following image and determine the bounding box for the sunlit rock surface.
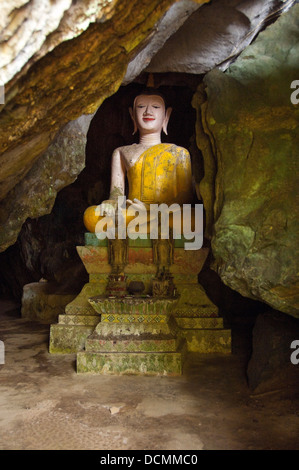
[0,0,118,85]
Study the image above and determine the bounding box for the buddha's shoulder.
[113,144,138,157]
[165,143,190,155]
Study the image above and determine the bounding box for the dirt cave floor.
[0,298,298,451]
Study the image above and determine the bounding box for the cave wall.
[193,5,299,317]
[0,115,92,251]
[146,0,291,74]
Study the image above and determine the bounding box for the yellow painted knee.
[83,206,100,233]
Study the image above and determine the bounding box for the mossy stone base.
[65,279,108,316]
[175,305,231,353]
[49,279,105,353]
[50,238,232,363]
[176,317,223,328]
[77,340,187,376]
[174,282,219,318]
[49,324,95,354]
[94,319,176,337]
[85,333,180,353]
[21,282,76,324]
[181,328,232,353]
[78,295,186,375]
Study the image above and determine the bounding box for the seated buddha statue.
[83,89,195,238]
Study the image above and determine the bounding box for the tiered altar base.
[77,296,186,375]
[49,235,231,375]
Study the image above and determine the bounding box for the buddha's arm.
[175,148,194,203]
[109,148,126,199]
[101,148,126,214]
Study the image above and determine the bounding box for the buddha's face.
[132,94,168,134]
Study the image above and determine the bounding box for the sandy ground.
[0,298,298,451]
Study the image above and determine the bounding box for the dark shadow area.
[198,253,269,362]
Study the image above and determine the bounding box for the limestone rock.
[0,0,118,86]
[146,0,295,75]
[122,0,202,85]
[194,5,299,317]
[0,115,92,252]
[21,281,76,323]
[247,311,299,393]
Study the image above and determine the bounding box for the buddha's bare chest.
[120,145,151,170]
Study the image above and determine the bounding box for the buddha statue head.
[129,89,172,137]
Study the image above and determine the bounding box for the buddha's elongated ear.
[162,107,172,135]
[129,107,137,135]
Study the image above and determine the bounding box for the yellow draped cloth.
[83,143,194,233]
[127,143,193,205]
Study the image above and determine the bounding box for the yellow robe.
[83,143,193,233]
[127,143,193,205]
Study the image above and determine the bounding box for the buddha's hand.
[95,199,118,217]
[126,198,150,214]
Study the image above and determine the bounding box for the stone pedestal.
[49,272,108,354]
[49,233,231,373]
[77,296,186,375]
[22,281,76,324]
[172,282,231,353]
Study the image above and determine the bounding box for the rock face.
[247,311,299,393]
[0,0,118,85]
[21,281,77,323]
[122,0,202,85]
[146,0,293,75]
[0,115,92,251]
[194,6,299,317]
